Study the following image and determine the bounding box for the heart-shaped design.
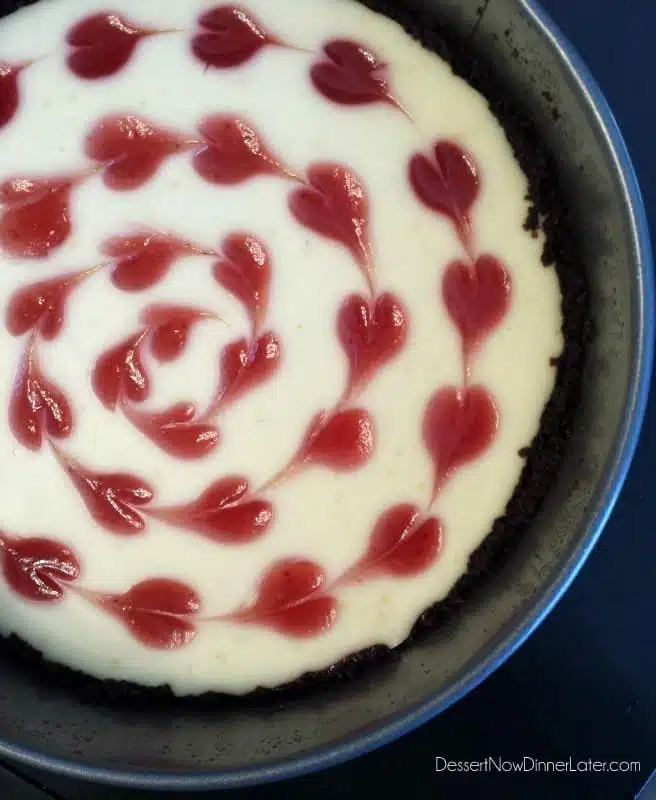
[67,13,156,80]
[140,304,214,362]
[351,504,443,579]
[235,559,337,638]
[423,386,499,496]
[150,476,273,544]
[409,141,480,244]
[0,535,81,602]
[300,408,375,472]
[6,269,93,341]
[215,331,281,411]
[123,401,220,461]
[289,163,373,289]
[213,232,271,332]
[10,344,73,450]
[86,115,189,191]
[194,115,286,185]
[443,255,512,355]
[0,63,23,130]
[311,39,393,108]
[191,5,281,69]
[103,231,195,292]
[0,176,76,259]
[56,449,154,536]
[92,331,150,411]
[338,292,408,397]
[103,579,200,649]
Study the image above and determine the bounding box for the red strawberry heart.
[0,63,24,130]
[289,163,373,291]
[423,386,499,497]
[194,115,288,185]
[54,448,154,536]
[215,331,281,410]
[103,231,196,292]
[300,408,375,471]
[86,115,190,191]
[123,401,220,461]
[0,535,80,602]
[150,476,273,544]
[67,13,157,80]
[409,141,480,245]
[0,176,77,259]
[140,304,214,362]
[6,269,94,340]
[443,255,512,355]
[213,232,271,332]
[102,579,200,649]
[235,559,337,638]
[191,5,282,69]
[352,504,443,579]
[10,343,73,450]
[311,39,394,108]
[92,331,149,411]
[338,292,408,397]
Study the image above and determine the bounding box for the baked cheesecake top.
[0,0,562,695]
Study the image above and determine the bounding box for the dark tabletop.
[2,0,655,798]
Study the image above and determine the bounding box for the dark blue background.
[2,1,654,797]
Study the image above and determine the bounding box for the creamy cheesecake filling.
[0,0,563,695]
